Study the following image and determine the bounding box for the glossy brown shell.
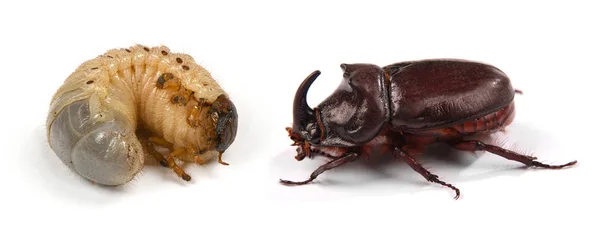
[383,59,515,131]
[316,64,389,146]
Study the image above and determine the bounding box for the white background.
[1,0,598,236]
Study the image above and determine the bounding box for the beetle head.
[288,63,389,152]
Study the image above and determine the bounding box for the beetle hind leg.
[394,147,461,199]
[449,140,577,169]
[279,152,358,185]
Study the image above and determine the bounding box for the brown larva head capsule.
[210,94,238,153]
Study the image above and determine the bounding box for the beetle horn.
[292,70,320,131]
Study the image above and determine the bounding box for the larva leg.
[174,149,221,165]
[193,152,209,165]
[182,150,228,166]
[165,148,192,181]
[187,98,212,127]
[145,137,192,181]
[142,139,169,167]
[148,136,173,150]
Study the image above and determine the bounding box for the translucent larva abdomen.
[47,45,238,185]
[48,100,144,185]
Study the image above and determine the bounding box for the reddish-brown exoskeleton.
[281,59,577,199]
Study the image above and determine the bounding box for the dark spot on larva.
[91,67,98,70]
[157,77,166,85]
[203,83,208,86]
[176,58,183,63]
[143,47,150,52]
[125,49,131,52]
[107,55,113,58]
[86,80,94,84]
[182,65,190,70]
[161,50,168,55]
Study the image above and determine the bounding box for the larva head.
[209,94,238,153]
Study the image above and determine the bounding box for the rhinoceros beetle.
[281,59,577,199]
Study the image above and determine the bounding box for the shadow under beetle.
[281,59,577,199]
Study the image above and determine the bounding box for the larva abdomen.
[48,100,144,185]
[47,45,238,185]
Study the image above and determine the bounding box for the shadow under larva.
[46,45,238,186]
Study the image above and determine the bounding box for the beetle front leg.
[293,141,312,161]
[449,140,577,169]
[393,147,461,199]
[280,152,359,185]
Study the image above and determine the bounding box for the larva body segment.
[47,45,238,186]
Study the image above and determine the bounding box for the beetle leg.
[449,140,577,169]
[394,147,461,199]
[280,153,359,185]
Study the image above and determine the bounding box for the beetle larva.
[46,45,238,186]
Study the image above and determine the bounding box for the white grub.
[46,45,234,186]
